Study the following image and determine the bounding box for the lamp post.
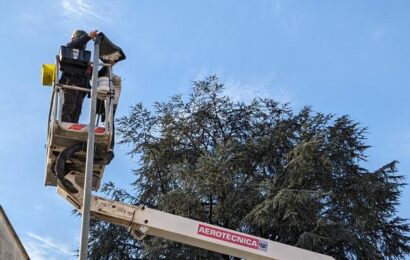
[78,36,100,260]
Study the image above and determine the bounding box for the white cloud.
[61,0,102,21]
[223,74,296,104]
[192,68,214,82]
[178,70,296,105]
[177,67,225,96]
[34,205,45,212]
[11,0,120,37]
[260,0,304,36]
[23,232,74,260]
[60,0,119,26]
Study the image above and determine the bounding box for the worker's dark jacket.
[59,34,92,88]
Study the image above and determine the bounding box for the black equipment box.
[59,46,91,71]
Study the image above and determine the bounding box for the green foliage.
[88,76,409,259]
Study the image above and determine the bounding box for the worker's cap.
[71,30,87,39]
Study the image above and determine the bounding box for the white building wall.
[0,206,30,260]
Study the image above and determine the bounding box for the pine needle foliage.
[87,76,409,260]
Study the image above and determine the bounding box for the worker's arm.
[67,30,98,49]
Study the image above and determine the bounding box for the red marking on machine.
[95,127,105,134]
[197,224,268,252]
[68,124,85,131]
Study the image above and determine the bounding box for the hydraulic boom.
[58,174,333,260]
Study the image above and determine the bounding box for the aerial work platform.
[43,32,125,192]
[43,32,334,260]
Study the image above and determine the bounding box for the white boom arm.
[58,175,334,260]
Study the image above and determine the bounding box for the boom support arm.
[57,175,333,260]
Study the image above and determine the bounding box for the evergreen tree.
[87,76,410,259]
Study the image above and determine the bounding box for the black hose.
[55,143,84,193]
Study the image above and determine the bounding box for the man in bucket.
[60,29,97,123]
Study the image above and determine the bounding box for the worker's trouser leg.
[62,89,77,123]
[62,90,85,123]
[72,92,85,123]
[110,104,118,150]
[105,104,117,164]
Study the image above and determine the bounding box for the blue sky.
[0,0,409,259]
